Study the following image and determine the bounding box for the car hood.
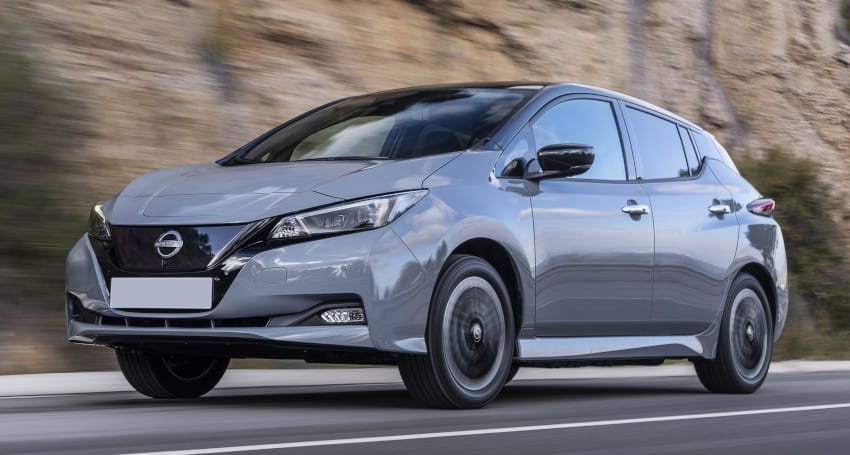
[105,153,460,225]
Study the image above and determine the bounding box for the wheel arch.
[449,238,524,336]
[695,262,776,393]
[737,262,777,327]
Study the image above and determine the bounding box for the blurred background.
[0,0,848,374]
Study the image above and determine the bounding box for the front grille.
[109,316,270,328]
[111,224,247,272]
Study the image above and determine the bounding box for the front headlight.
[88,203,111,241]
[269,190,428,241]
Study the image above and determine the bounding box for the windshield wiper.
[229,156,258,165]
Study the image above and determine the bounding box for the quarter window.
[692,131,720,163]
[692,131,740,174]
[678,126,700,175]
[626,107,691,180]
[531,99,627,181]
[500,125,534,178]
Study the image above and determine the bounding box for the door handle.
[708,204,731,215]
[621,204,650,216]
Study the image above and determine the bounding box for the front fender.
[390,151,536,335]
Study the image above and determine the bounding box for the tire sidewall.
[719,274,774,391]
[152,355,229,397]
[426,255,515,408]
[117,349,229,399]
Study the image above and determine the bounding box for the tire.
[116,349,229,399]
[399,255,515,409]
[506,363,520,383]
[695,273,773,393]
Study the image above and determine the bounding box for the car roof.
[367,81,551,93]
[366,81,701,131]
[549,83,701,130]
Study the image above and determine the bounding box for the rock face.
[0,0,848,372]
[5,0,848,199]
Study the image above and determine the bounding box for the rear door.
[525,96,655,337]
[623,105,740,335]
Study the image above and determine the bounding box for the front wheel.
[695,273,773,393]
[399,255,515,409]
[116,350,229,399]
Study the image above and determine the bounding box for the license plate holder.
[110,277,213,310]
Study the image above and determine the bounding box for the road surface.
[2,367,849,454]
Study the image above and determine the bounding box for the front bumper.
[65,227,433,356]
[67,321,385,362]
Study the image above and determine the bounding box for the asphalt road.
[3,370,850,455]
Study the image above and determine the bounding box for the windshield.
[231,88,533,164]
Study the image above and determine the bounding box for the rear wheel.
[695,273,773,393]
[399,255,515,409]
[116,350,229,399]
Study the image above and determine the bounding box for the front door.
[525,97,655,337]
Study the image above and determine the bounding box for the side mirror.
[526,143,595,180]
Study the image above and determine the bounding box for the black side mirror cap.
[525,143,595,180]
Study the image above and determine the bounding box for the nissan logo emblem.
[154,230,184,259]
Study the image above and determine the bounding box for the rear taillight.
[747,198,775,217]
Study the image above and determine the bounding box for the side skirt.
[517,335,707,362]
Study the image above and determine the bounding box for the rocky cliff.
[6,0,849,196]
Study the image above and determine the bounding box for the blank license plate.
[110,277,213,310]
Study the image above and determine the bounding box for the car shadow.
[101,377,706,410]
[499,379,705,403]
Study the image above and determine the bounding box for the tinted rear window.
[625,107,690,179]
[235,88,533,164]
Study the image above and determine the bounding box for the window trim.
[495,94,635,183]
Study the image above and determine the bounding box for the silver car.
[66,82,788,408]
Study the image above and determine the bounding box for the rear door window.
[625,107,690,180]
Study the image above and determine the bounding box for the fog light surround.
[320,308,366,325]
